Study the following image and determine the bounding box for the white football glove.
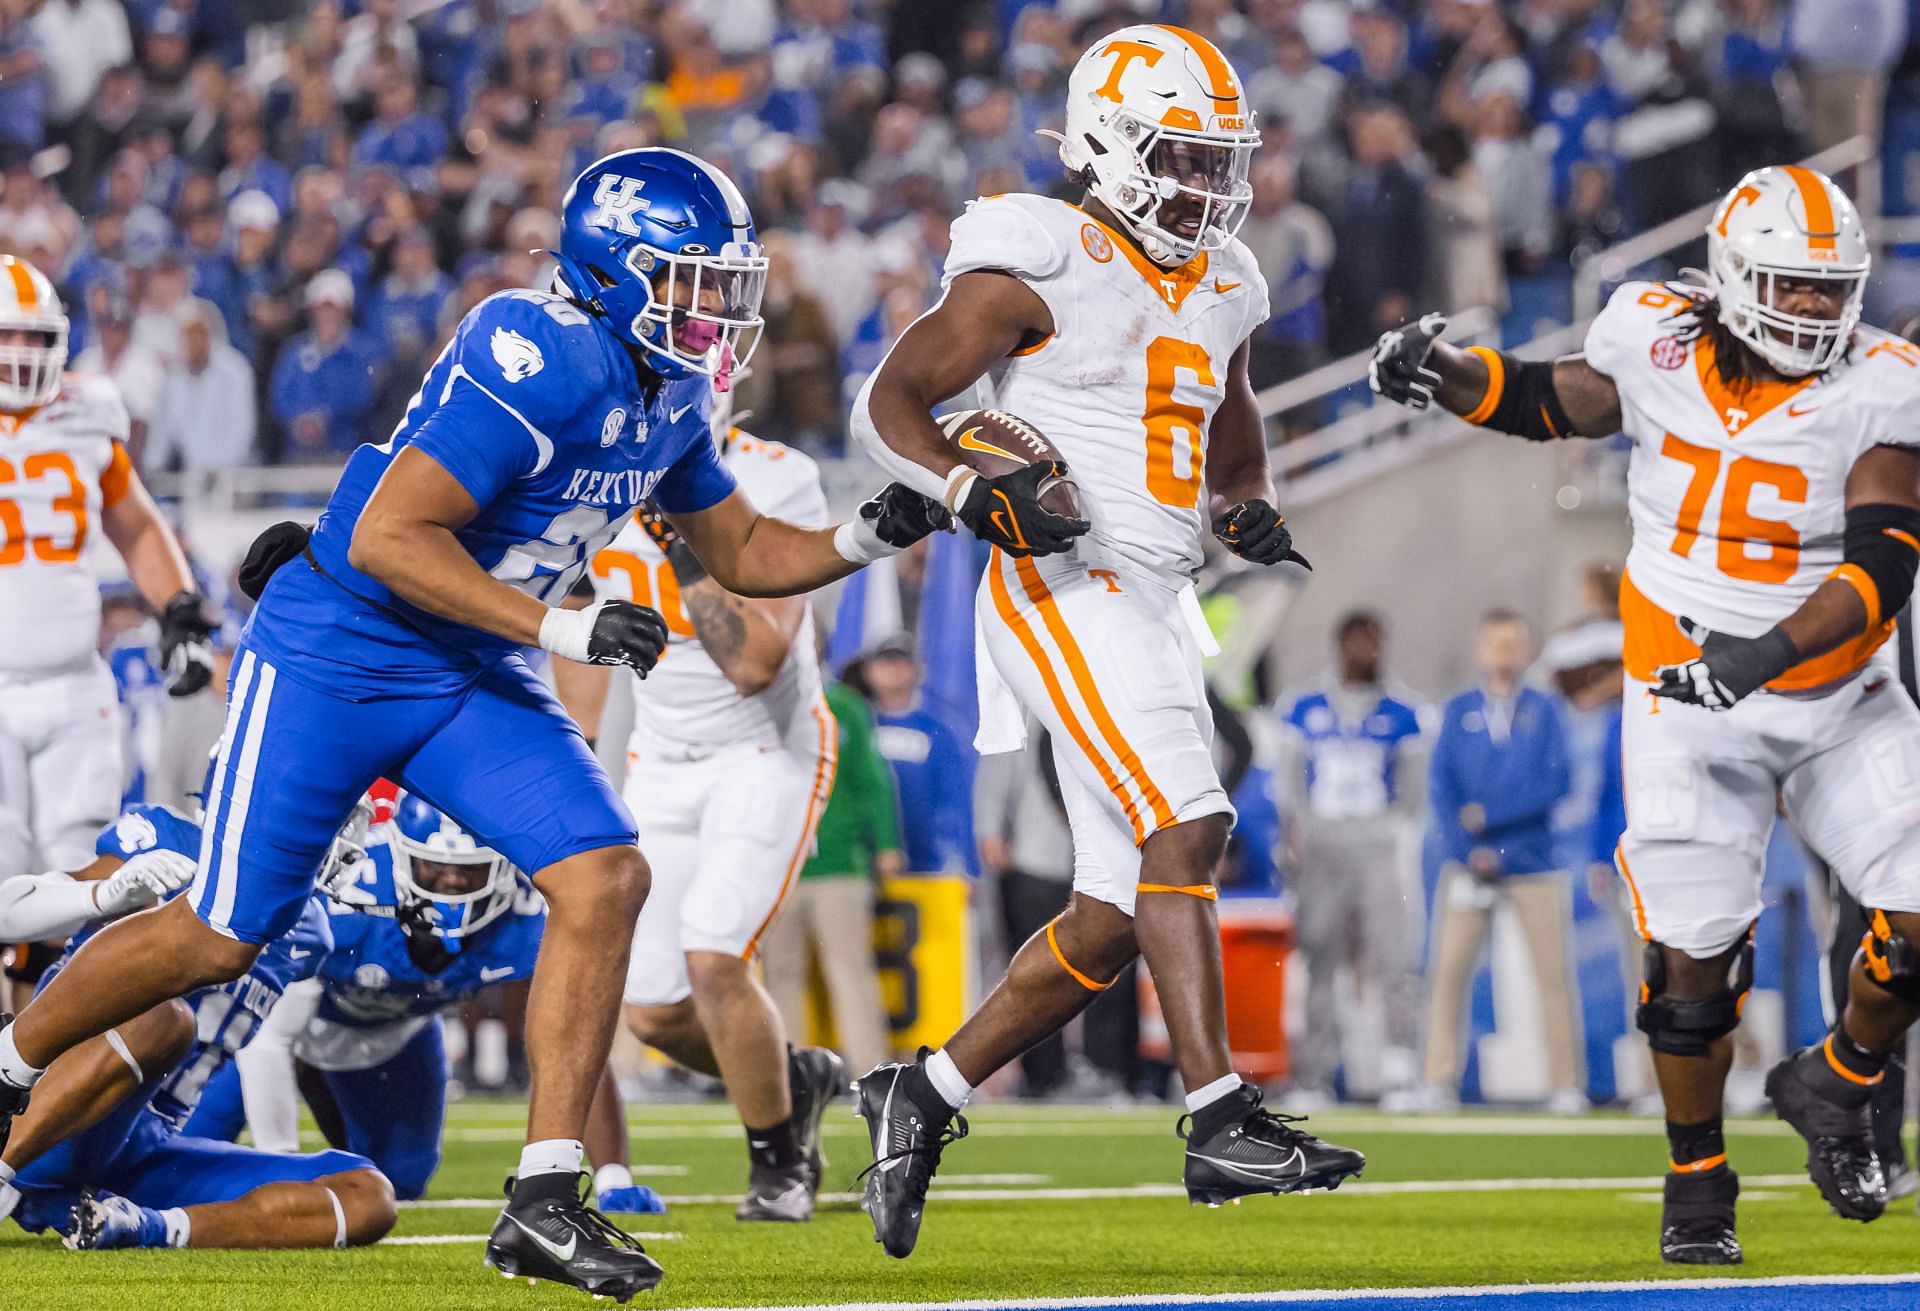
[93,849,199,918]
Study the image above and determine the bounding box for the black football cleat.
[736,1158,814,1222]
[788,1045,846,1196]
[1660,1169,1742,1264]
[484,1175,663,1302]
[855,1050,968,1259]
[1180,1084,1365,1205]
[1766,1044,1887,1221]
[0,1015,28,1156]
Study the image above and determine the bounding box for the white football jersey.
[0,371,135,674]
[944,193,1270,585]
[1585,281,1920,691]
[589,431,828,756]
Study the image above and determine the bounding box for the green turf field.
[6,1098,1919,1309]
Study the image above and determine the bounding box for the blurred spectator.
[101,150,171,265]
[129,252,195,365]
[71,289,161,453]
[1323,104,1427,356]
[1278,612,1429,1106]
[1439,9,1534,126]
[1239,153,1333,392]
[738,231,839,450]
[0,158,78,275]
[269,268,381,462]
[215,189,283,365]
[29,0,129,134]
[760,676,900,1076]
[789,181,875,348]
[1250,27,1343,149]
[334,0,419,107]
[1538,42,1625,208]
[1790,0,1905,150]
[851,634,975,877]
[0,0,45,153]
[1423,126,1504,314]
[368,227,453,364]
[1410,610,1582,1113]
[1472,92,1554,275]
[1701,0,1801,179]
[147,299,257,475]
[1343,9,1430,122]
[353,77,448,185]
[61,61,142,206]
[218,117,292,217]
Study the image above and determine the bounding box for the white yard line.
[690,1272,1920,1311]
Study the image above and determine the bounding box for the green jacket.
[803,682,902,879]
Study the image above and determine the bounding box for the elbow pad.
[1836,502,1920,626]
[1459,347,1576,441]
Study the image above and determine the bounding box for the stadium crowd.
[0,0,1908,466]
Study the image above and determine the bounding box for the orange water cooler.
[1137,898,1293,1082]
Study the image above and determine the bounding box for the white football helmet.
[1052,24,1259,267]
[0,255,67,410]
[1707,165,1869,377]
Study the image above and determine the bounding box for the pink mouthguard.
[674,318,722,355]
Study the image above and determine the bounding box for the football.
[934,408,1083,519]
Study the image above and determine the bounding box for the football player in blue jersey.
[185,791,664,1214]
[0,803,397,1251]
[0,146,949,1302]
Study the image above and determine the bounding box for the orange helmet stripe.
[4,259,38,311]
[1779,165,1837,254]
[1153,25,1240,114]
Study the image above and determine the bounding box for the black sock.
[746,1118,802,1170]
[1189,1083,1255,1140]
[1827,1026,1887,1084]
[1666,1117,1727,1175]
[512,1169,580,1204]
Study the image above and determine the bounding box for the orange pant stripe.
[1011,556,1177,832]
[739,699,838,960]
[1614,843,1650,941]
[988,554,1147,843]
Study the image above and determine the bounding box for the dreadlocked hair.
[1660,272,1852,387]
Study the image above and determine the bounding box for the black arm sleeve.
[1463,349,1577,442]
[1843,502,1920,623]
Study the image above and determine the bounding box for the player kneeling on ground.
[1372,164,1920,1263]
[184,791,664,1215]
[848,24,1362,1259]
[0,803,395,1249]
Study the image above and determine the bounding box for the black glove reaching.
[859,483,953,549]
[1369,312,1449,409]
[1651,616,1799,711]
[954,462,1088,557]
[158,590,218,698]
[540,599,670,676]
[1213,500,1311,569]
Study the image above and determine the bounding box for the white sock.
[0,1025,43,1089]
[1184,1072,1244,1114]
[593,1162,633,1195]
[0,1182,17,1224]
[161,1207,191,1249]
[923,1049,973,1110]
[518,1138,585,1181]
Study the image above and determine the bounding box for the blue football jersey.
[316,837,546,1029]
[71,806,333,1128]
[246,289,737,696]
[1283,688,1425,820]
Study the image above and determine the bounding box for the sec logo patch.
[1650,337,1687,370]
[1081,223,1113,263]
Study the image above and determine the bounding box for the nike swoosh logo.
[669,403,696,423]
[480,965,515,982]
[288,948,312,960]
[955,426,1022,464]
[1212,280,1241,294]
[1787,403,1820,417]
[506,1213,576,1263]
[1191,1147,1305,1180]
[877,1080,902,1175]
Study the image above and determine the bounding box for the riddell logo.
[1649,337,1687,370]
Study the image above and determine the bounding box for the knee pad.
[1636,935,1754,1057]
[1861,910,1920,1004]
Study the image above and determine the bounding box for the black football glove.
[158,590,218,698]
[542,598,671,676]
[236,521,311,601]
[1213,500,1311,569]
[638,500,706,584]
[395,896,458,974]
[1651,616,1799,711]
[858,482,953,549]
[1369,312,1448,409]
[955,461,1088,558]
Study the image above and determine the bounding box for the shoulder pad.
[454,291,613,424]
[97,804,200,860]
[1584,281,1700,377]
[946,195,1067,285]
[56,371,132,438]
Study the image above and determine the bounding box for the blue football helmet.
[550,147,767,380]
[387,792,519,940]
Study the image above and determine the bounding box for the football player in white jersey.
[1372,165,1920,1262]
[848,24,1363,1257]
[0,255,214,986]
[569,371,844,1222]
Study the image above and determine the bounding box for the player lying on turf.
[848,24,1363,1258]
[0,803,395,1250]
[183,791,663,1215]
[1372,165,1920,1264]
[0,146,948,1304]
[562,366,844,1224]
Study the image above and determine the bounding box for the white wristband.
[833,518,898,567]
[538,603,597,663]
[942,466,980,513]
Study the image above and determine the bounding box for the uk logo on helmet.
[587,174,652,236]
